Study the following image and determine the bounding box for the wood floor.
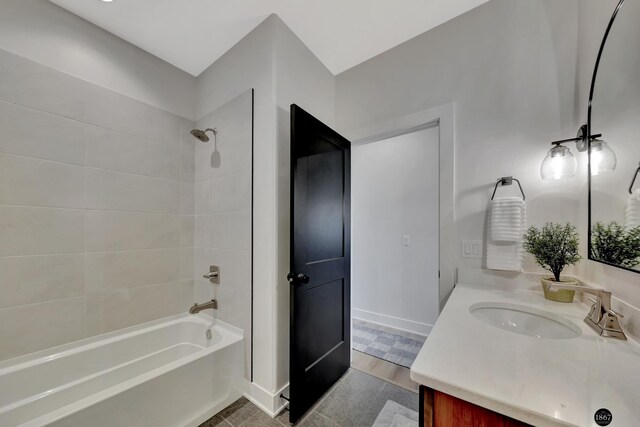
[351,350,419,393]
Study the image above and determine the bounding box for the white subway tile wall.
[0,49,200,361]
[194,91,253,378]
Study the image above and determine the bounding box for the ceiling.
[48,0,489,76]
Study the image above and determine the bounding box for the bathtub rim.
[1,314,244,427]
[0,313,242,373]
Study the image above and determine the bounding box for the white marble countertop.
[410,279,640,427]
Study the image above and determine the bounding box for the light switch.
[462,240,482,259]
[472,242,481,256]
[402,235,411,246]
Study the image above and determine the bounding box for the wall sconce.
[541,142,577,180]
[589,139,617,175]
[540,125,616,180]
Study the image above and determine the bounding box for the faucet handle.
[203,266,220,284]
[608,309,623,319]
[598,310,627,340]
[551,285,626,340]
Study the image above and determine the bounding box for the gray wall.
[196,15,336,395]
[336,0,583,301]
[351,127,440,335]
[0,0,196,120]
[196,16,279,394]
[194,91,253,379]
[273,16,336,390]
[0,49,196,360]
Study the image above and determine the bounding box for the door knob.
[287,273,309,284]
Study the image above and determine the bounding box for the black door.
[288,105,351,423]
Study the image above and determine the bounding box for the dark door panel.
[289,105,351,423]
[305,258,345,288]
[304,279,344,365]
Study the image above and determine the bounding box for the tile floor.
[199,369,419,427]
[351,350,418,393]
[352,319,426,369]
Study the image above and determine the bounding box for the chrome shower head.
[190,127,217,143]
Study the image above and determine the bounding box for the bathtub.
[0,314,244,427]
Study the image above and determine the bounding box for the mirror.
[589,0,640,273]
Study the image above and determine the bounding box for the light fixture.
[541,142,577,180]
[589,139,617,175]
[101,0,113,3]
[540,125,616,180]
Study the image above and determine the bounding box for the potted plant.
[591,221,640,268]
[523,223,582,302]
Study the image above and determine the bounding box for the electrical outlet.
[402,235,411,246]
[462,240,482,259]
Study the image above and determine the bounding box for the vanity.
[410,269,640,427]
[411,1,640,425]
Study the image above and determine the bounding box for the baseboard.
[352,309,432,337]
[244,380,289,418]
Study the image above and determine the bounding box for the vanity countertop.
[410,281,640,427]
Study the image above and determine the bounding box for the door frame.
[345,102,455,313]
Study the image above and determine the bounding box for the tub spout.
[189,299,218,314]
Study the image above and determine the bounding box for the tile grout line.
[0,280,190,313]
[0,98,183,146]
[313,410,339,426]
[0,150,184,182]
[295,369,352,425]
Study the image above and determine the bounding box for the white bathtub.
[0,314,244,427]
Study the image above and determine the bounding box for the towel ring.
[491,176,526,201]
[630,163,640,194]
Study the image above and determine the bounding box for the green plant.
[523,223,581,282]
[591,221,640,268]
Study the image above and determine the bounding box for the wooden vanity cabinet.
[420,386,531,427]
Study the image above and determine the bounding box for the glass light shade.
[541,144,577,180]
[590,139,617,175]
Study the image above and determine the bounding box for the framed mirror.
[589,0,640,273]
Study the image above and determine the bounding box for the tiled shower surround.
[194,91,253,377]
[0,49,252,366]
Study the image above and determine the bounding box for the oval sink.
[469,302,582,339]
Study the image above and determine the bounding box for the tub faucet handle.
[203,266,220,284]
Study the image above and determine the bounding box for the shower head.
[191,127,217,143]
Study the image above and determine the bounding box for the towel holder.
[491,176,526,201]
[630,163,640,194]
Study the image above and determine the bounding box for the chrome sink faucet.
[549,284,627,340]
[189,299,218,314]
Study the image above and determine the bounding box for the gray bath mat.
[352,319,425,368]
[372,400,419,427]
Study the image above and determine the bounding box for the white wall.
[0,48,196,361]
[273,16,336,392]
[351,128,440,335]
[194,91,253,379]
[0,0,196,119]
[0,1,334,410]
[336,0,582,303]
[577,0,640,308]
[196,17,279,402]
[195,14,336,408]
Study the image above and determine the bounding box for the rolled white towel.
[490,197,526,242]
[626,189,640,229]
[487,196,527,272]
[486,240,524,272]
